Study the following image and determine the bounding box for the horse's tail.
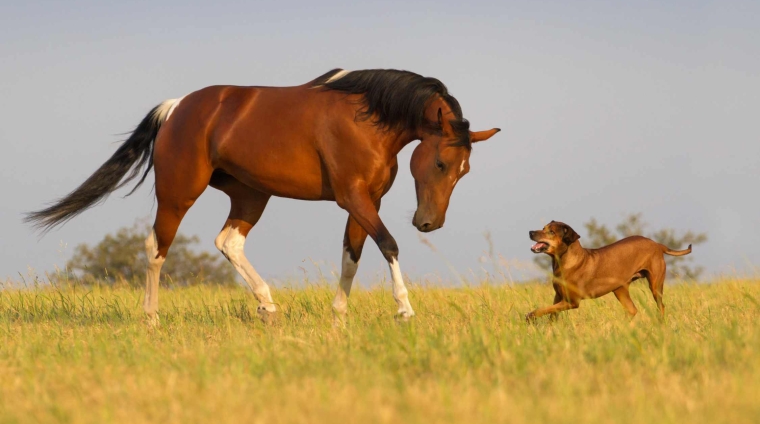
[25,98,182,233]
[663,244,692,257]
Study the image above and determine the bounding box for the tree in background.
[534,213,707,280]
[65,220,237,286]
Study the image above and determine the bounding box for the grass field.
[1,277,758,424]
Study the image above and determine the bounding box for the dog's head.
[529,221,581,256]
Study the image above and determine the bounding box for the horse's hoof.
[332,313,348,329]
[525,312,536,323]
[257,307,278,325]
[394,311,415,322]
[145,313,160,329]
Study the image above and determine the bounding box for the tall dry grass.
[0,276,758,423]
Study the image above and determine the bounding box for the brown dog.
[526,221,692,321]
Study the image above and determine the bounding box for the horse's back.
[157,84,342,199]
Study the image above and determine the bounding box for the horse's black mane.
[312,69,471,148]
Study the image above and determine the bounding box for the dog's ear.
[562,224,580,245]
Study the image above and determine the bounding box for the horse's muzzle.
[412,211,443,233]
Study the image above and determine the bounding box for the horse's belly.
[219,150,333,201]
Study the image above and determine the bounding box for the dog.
[526,221,692,321]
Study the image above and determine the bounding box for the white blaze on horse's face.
[452,158,467,186]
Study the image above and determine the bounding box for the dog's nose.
[529,231,536,238]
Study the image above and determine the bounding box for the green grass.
[1,278,759,424]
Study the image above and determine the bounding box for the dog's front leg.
[547,292,563,322]
[526,299,579,322]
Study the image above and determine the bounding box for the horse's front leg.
[338,188,415,320]
[331,202,376,325]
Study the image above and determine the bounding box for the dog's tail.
[663,244,692,256]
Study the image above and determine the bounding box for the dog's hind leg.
[613,286,638,317]
[642,261,666,317]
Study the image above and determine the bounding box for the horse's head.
[410,98,500,232]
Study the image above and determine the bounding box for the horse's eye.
[436,159,445,171]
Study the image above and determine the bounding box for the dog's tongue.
[531,242,547,251]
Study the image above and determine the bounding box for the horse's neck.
[386,130,420,157]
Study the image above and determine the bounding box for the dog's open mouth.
[531,242,549,253]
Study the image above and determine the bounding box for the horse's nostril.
[420,222,432,231]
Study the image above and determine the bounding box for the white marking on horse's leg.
[326,69,351,83]
[332,247,359,318]
[144,230,165,322]
[220,227,276,312]
[389,258,415,318]
[214,225,232,254]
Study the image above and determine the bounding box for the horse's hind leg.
[144,138,212,325]
[212,179,275,318]
[144,187,209,325]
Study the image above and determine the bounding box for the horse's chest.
[368,159,399,198]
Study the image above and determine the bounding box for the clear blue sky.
[2,0,758,284]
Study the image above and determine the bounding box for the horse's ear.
[470,128,501,143]
[438,107,455,135]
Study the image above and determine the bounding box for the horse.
[26,68,501,324]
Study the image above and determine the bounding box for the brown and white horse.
[27,69,500,323]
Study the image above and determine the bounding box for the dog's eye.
[547,231,554,236]
[435,159,445,171]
